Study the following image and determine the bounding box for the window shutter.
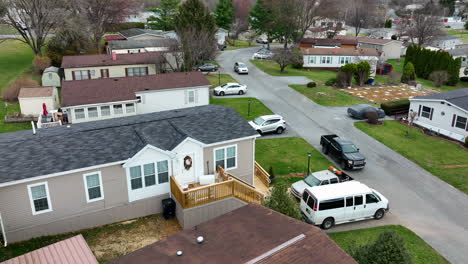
[125,68,128,77]
[100,69,103,78]
[72,71,76,80]
[88,70,91,79]
[145,67,148,75]
[429,108,433,120]
[451,114,456,127]
[418,105,421,116]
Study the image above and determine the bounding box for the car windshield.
[304,175,321,187]
[238,63,246,67]
[253,117,265,125]
[342,144,358,153]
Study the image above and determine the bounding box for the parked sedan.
[347,104,385,120]
[213,82,247,96]
[234,62,249,74]
[253,50,273,60]
[197,63,218,72]
[256,37,268,44]
[249,115,287,135]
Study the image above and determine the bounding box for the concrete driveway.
[217,47,468,264]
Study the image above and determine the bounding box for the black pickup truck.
[320,135,366,170]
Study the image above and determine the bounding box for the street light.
[307,152,312,175]
[247,99,252,117]
[218,68,221,86]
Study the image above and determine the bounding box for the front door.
[178,153,196,185]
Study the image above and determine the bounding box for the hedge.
[381,99,410,115]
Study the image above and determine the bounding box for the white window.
[127,67,147,76]
[214,145,237,171]
[83,172,104,202]
[27,182,52,215]
[321,56,332,64]
[125,103,135,113]
[309,56,316,64]
[90,70,96,76]
[130,161,169,190]
[187,90,195,104]
[113,104,123,115]
[421,106,432,119]
[48,73,53,79]
[75,108,85,119]
[88,107,98,118]
[340,56,351,64]
[455,116,467,130]
[73,70,89,80]
[101,106,111,116]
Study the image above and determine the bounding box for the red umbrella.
[42,103,48,116]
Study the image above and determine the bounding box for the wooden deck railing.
[170,174,265,209]
[254,161,271,187]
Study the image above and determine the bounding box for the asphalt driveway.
[218,47,468,264]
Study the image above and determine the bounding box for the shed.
[41,66,61,87]
[0,235,98,264]
[18,87,59,116]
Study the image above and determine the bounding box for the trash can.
[162,198,176,220]
[368,77,375,85]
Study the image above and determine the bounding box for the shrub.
[268,166,275,182]
[340,63,357,87]
[460,76,468,82]
[2,77,39,102]
[306,81,317,88]
[465,137,468,147]
[32,56,52,74]
[401,62,416,83]
[263,182,301,220]
[354,61,371,86]
[350,230,413,264]
[325,77,336,86]
[380,99,410,115]
[429,70,449,87]
[367,111,380,125]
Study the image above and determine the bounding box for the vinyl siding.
[203,138,255,185]
[63,64,157,81]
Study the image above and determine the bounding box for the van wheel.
[322,146,329,154]
[321,217,334,230]
[256,130,263,135]
[276,127,284,134]
[374,209,385,220]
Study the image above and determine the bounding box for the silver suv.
[248,115,286,135]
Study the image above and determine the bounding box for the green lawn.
[330,225,449,264]
[256,137,332,177]
[444,28,468,43]
[226,39,257,50]
[355,121,468,194]
[0,24,17,35]
[251,59,336,83]
[387,58,468,92]
[205,73,238,88]
[209,97,272,120]
[0,40,35,133]
[290,84,375,106]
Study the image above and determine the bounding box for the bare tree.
[0,0,66,56]
[159,40,185,72]
[407,8,443,46]
[79,0,138,53]
[272,48,302,72]
[345,0,380,36]
[177,28,217,70]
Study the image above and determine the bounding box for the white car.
[249,115,286,134]
[234,62,249,74]
[213,82,247,96]
[253,49,273,60]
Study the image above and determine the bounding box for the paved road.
[218,47,468,263]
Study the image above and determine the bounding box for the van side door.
[318,198,345,224]
[352,195,365,219]
[300,191,316,223]
[343,196,354,221]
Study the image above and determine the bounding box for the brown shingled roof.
[301,47,380,56]
[335,35,395,45]
[61,52,162,69]
[108,204,357,264]
[1,235,98,264]
[61,72,210,107]
[18,87,54,98]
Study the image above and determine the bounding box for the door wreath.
[184,156,193,170]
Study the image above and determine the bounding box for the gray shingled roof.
[120,28,165,38]
[109,39,177,50]
[0,105,257,184]
[413,88,468,112]
[447,48,468,57]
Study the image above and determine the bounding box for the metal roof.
[0,235,98,264]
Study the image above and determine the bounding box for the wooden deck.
[254,175,270,195]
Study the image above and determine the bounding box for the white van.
[300,181,389,229]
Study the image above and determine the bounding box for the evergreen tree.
[214,0,234,31]
[384,20,392,28]
[351,230,413,264]
[401,62,416,83]
[404,45,414,66]
[147,0,180,31]
[263,182,301,220]
[447,57,462,86]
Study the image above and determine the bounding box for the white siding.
[19,89,59,116]
[65,101,138,124]
[136,86,209,114]
[63,64,157,81]
[303,55,378,75]
[409,100,468,142]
